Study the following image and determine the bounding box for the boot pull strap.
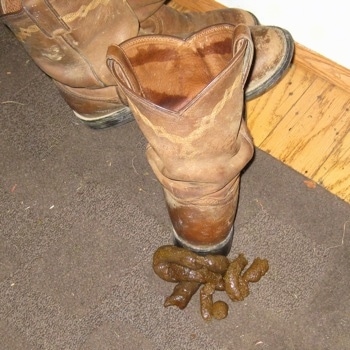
[22,0,69,37]
[106,45,143,96]
[232,25,254,87]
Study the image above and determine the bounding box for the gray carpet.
[1,23,350,350]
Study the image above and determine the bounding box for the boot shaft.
[1,0,139,88]
[107,24,255,249]
[107,24,254,189]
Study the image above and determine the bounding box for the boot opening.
[126,35,234,112]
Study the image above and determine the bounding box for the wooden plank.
[313,108,350,203]
[259,76,330,155]
[284,87,350,176]
[246,64,316,146]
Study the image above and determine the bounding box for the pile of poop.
[153,245,269,321]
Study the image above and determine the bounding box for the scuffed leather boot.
[107,24,255,255]
[132,1,294,101]
[0,0,140,128]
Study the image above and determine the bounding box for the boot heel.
[54,82,134,129]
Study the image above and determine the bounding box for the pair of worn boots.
[1,0,294,255]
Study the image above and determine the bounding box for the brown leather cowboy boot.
[0,0,258,129]
[0,0,140,128]
[106,24,255,255]
[130,1,294,101]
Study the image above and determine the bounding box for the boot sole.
[246,27,295,101]
[172,226,234,256]
[74,106,134,129]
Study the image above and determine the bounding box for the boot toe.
[245,26,295,100]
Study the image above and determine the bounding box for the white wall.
[218,0,349,69]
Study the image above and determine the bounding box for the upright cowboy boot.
[107,24,254,255]
[0,0,257,128]
[131,1,294,101]
[0,0,140,128]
